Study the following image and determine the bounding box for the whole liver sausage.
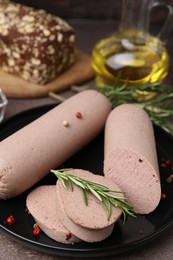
[56,169,122,242]
[26,185,81,244]
[0,90,111,199]
[104,104,161,214]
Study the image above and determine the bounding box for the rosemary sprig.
[51,168,135,221]
[98,80,173,135]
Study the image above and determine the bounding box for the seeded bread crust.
[0,0,76,84]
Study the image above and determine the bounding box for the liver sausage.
[0,90,111,199]
[56,169,123,242]
[26,185,81,244]
[104,104,161,214]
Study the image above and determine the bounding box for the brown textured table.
[1,17,173,260]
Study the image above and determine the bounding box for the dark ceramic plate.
[0,104,173,258]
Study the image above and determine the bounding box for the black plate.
[0,104,173,258]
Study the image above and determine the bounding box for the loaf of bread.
[0,0,76,84]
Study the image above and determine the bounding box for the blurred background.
[12,0,166,21]
[11,0,173,81]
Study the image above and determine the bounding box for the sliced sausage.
[26,185,81,244]
[56,169,122,242]
[104,104,161,214]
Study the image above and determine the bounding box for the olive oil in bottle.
[91,0,173,89]
[91,30,169,87]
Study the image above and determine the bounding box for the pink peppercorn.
[5,215,15,225]
[161,162,168,168]
[66,232,72,240]
[161,193,167,200]
[139,229,144,235]
[76,112,82,119]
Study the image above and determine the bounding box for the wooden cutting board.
[0,49,95,98]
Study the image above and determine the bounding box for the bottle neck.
[119,0,150,34]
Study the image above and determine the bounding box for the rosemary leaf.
[57,176,68,189]
[98,80,173,136]
[68,176,85,189]
[121,209,127,223]
[68,178,73,191]
[81,188,88,206]
[101,199,112,221]
[53,172,68,181]
[86,184,103,202]
[81,179,111,191]
[97,190,108,198]
[107,199,112,220]
[104,192,125,200]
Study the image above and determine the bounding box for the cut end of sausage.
[26,185,81,244]
[104,147,161,214]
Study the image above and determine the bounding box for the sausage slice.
[26,185,81,244]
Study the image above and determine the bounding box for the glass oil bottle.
[92,0,173,90]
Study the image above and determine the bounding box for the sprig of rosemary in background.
[98,80,173,135]
[51,168,135,221]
